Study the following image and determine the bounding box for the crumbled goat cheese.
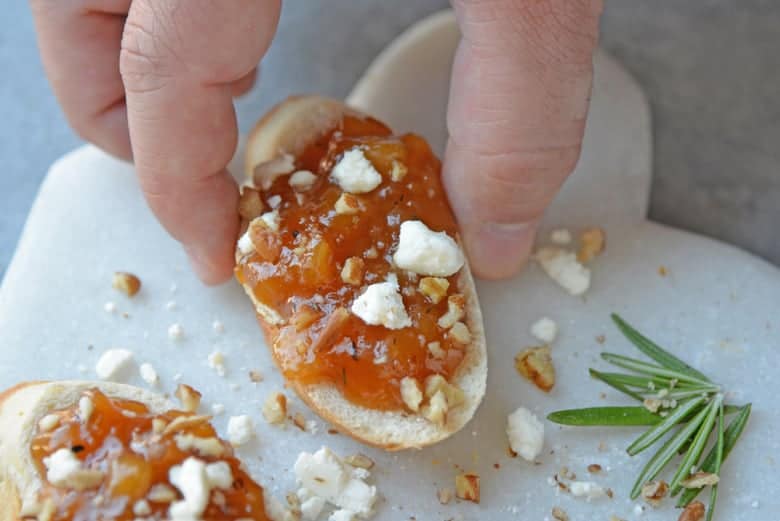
[260,209,281,232]
[506,407,544,462]
[227,415,255,446]
[393,220,464,277]
[350,280,411,330]
[331,149,382,194]
[289,170,318,191]
[569,481,608,501]
[43,448,104,490]
[95,348,134,380]
[168,323,184,341]
[535,247,591,296]
[168,457,233,519]
[531,317,558,344]
[293,447,377,518]
[139,363,159,386]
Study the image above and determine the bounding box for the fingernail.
[464,221,538,279]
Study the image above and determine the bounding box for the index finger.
[120,0,281,284]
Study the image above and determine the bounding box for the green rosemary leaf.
[589,371,676,390]
[547,406,662,426]
[670,396,723,491]
[589,369,646,401]
[704,401,726,521]
[611,314,711,382]
[678,404,749,508]
[630,405,711,499]
[627,396,707,456]
[601,353,713,386]
[706,484,719,521]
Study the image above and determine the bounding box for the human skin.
[29,0,602,283]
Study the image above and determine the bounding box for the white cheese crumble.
[212,320,225,334]
[267,195,282,209]
[506,407,544,462]
[207,350,227,377]
[393,220,464,277]
[38,414,60,432]
[331,149,382,194]
[253,154,296,190]
[227,415,255,446]
[211,403,226,416]
[260,209,281,232]
[530,317,558,344]
[329,510,357,521]
[289,170,317,191]
[535,247,591,296]
[139,363,159,386]
[133,499,151,516]
[168,457,234,519]
[79,396,95,423]
[95,348,134,380]
[569,480,608,501]
[168,323,184,341]
[297,488,327,520]
[237,231,255,255]
[550,228,573,245]
[104,301,117,313]
[43,448,104,490]
[350,280,411,330]
[293,447,377,518]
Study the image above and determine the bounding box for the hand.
[30,0,281,284]
[446,0,603,278]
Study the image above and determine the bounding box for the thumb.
[445,0,602,279]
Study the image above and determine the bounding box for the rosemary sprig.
[547,315,751,520]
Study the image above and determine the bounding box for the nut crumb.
[390,160,408,182]
[678,501,705,521]
[587,464,602,474]
[577,227,606,263]
[341,257,365,286]
[681,472,719,489]
[400,377,423,412]
[659,265,669,277]
[262,392,287,425]
[515,346,556,392]
[292,412,307,431]
[551,506,569,521]
[112,272,141,297]
[248,370,263,383]
[455,473,480,503]
[641,480,669,507]
[596,334,606,344]
[174,384,202,413]
[238,187,265,220]
[335,193,361,215]
[448,322,471,345]
[344,453,375,470]
[438,294,466,329]
[418,277,449,304]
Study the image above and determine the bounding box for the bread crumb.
[112,272,141,297]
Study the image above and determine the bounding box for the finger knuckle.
[119,15,176,94]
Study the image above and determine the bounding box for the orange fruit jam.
[236,115,467,411]
[30,389,268,520]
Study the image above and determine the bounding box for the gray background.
[2,1,778,279]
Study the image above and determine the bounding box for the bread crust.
[0,381,172,521]
[241,96,488,450]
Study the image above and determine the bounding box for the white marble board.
[1,10,778,521]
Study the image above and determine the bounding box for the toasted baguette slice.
[240,96,488,450]
[0,381,275,521]
[0,381,172,520]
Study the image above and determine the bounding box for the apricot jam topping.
[236,114,471,412]
[29,389,268,520]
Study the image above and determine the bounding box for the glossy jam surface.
[236,115,465,410]
[30,389,268,520]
